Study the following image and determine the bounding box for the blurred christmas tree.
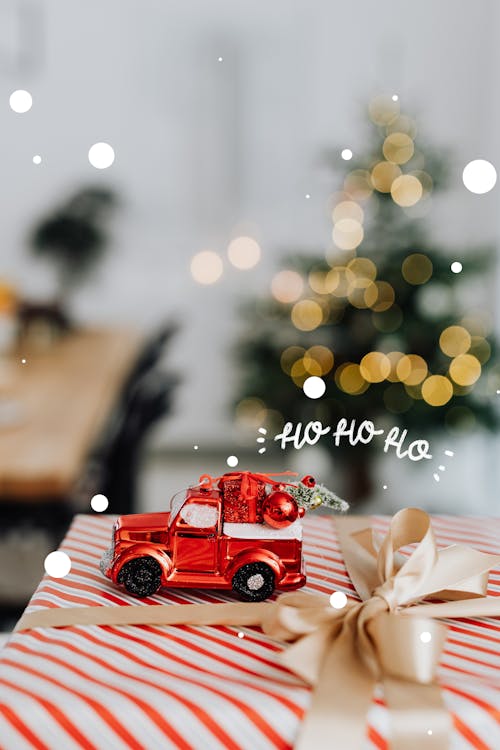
[234,96,499,500]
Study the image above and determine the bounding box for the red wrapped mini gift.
[1,511,500,749]
[218,471,267,523]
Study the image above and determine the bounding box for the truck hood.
[116,512,170,532]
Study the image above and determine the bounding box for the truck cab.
[100,484,306,601]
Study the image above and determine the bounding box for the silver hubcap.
[247,573,265,591]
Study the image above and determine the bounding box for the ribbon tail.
[384,677,451,750]
[401,596,500,620]
[294,619,375,750]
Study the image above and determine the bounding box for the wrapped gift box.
[1,513,500,749]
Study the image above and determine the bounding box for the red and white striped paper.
[0,513,499,750]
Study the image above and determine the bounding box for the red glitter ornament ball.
[262,491,299,529]
[301,475,316,488]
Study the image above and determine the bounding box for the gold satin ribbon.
[15,508,500,750]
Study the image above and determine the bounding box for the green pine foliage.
[289,482,349,512]
[234,99,499,452]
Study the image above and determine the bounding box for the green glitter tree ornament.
[289,480,349,512]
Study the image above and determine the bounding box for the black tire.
[232,562,275,602]
[117,556,162,597]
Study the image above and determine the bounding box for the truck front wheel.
[232,562,275,602]
[117,556,162,597]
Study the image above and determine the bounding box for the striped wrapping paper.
[0,513,499,750]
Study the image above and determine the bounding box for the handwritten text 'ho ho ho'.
[274,419,432,462]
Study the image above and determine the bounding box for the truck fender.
[226,549,285,585]
[111,544,173,585]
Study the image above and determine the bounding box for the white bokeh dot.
[193,444,199,450]
[305,193,311,199]
[420,631,432,643]
[303,376,326,399]
[227,455,239,468]
[21,358,26,364]
[330,591,348,609]
[44,550,72,578]
[88,142,115,169]
[9,89,32,113]
[450,261,462,273]
[392,94,399,101]
[341,148,353,160]
[237,631,245,638]
[218,57,223,62]
[90,493,109,512]
[462,159,497,194]
[32,155,42,165]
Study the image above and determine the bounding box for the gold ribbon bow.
[15,508,500,750]
[259,508,500,749]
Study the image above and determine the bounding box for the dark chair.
[73,368,178,515]
[120,322,179,403]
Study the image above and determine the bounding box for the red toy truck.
[100,471,307,601]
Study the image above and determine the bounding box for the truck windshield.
[168,490,187,526]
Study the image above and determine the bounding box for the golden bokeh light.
[291,299,324,331]
[332,218,364,250]
[343,170,373,201]
[290,359,308,386]
[304,346,334,375]
[190,250,223,285]
[371,161,402,193]
[347,278,377,309]
[411,170,433,195]
[370,281,395,311]
[328,266,355,297]
[386,115,417,139]
[235,397,267,428]
[383,132,414,164]
[360,352,391,382]
[469,336,491,364]
[271,270,304,303]
[421,375,453,406]
[449,354,481,386]
[308,270,326,294]
[301,356,322,376]
[396,354,428,385]
[386,351,405,382]
[439,326,472,357]
[347,257,377,280]
[401,253,433,285]
[391,174,423,207]
[280,346,305,374]
[332,200,364,224]
[368,95,400,126]
[336,363,369,395]
[227,236,261,270]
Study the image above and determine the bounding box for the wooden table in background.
[0,328,142,501]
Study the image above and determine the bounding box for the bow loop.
[261,592,344,642]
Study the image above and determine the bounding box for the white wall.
[1,0,499,509]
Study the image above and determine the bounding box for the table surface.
[0,328,142,500]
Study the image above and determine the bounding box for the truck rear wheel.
[232,562,275,602]
[117,556,162,597]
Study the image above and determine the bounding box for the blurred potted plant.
[22,187,117,338]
